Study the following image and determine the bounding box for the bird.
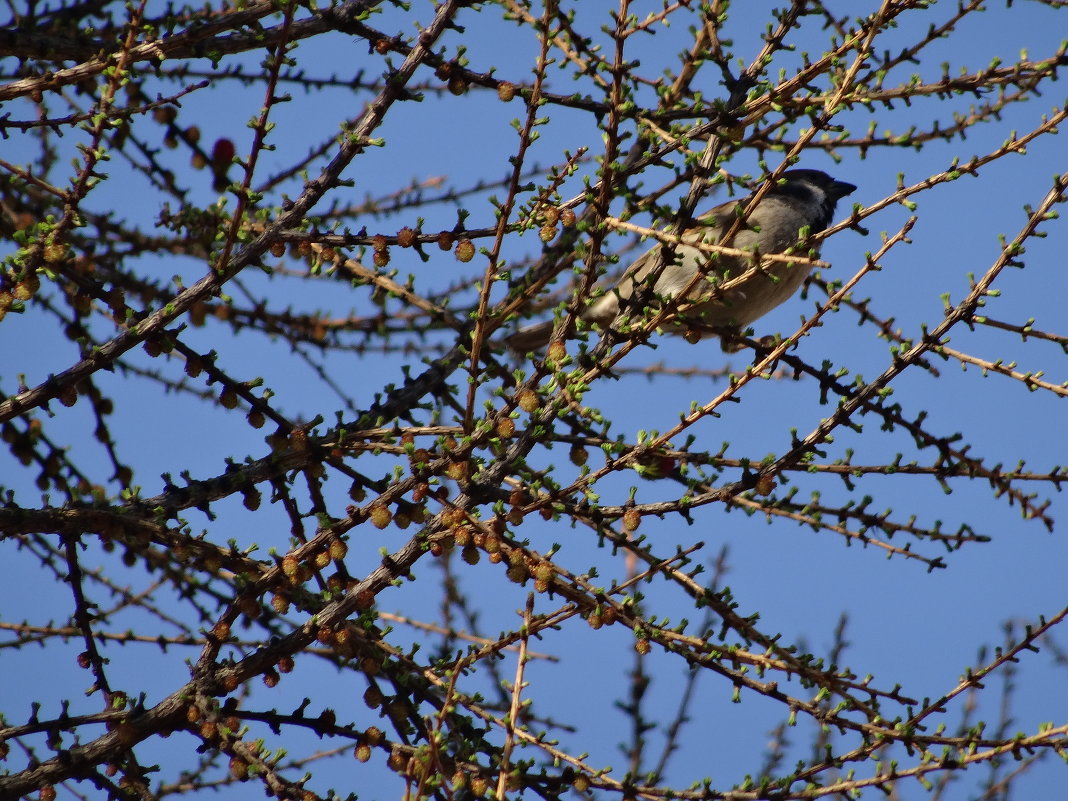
[506,169,856,352]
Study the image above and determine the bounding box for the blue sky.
[2,1,1067,798]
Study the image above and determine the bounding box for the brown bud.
[189,302,208,327]
[153,106,177,124]
[58,384,78,408]
[445,460,469,481]
[453,525,472,546]
[228,756,248,780]
[242,488,261,511]
[211,138,236,167]
[365,725,384,745]
[237,596,261,619]
[455,239,475,262]
[329,538,348,560]
[447,74,468,95]
[43,243,67,264]
[281,554,300,578]
[517,389,538,413]
[755,472,776,496]
[506,564,527,584]
[369,504,392,529]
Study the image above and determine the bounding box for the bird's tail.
[504,320,555,352]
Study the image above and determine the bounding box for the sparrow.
[507,169,856,351]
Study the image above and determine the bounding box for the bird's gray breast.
[660,195,821,327]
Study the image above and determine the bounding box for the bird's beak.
[831,180,857,199]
